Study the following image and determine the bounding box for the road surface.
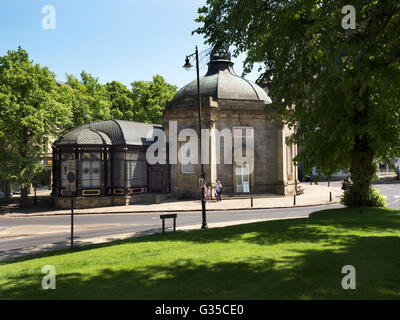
[0,182,398,261]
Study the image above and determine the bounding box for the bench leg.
[162,219,165,233]
[173,218,176,232]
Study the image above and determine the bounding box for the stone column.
[294,143,298,185]
[209,120,217,198]
[276,125,287,195]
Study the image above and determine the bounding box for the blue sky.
[0,0,260,89]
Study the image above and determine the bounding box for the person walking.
[215,179,223,201]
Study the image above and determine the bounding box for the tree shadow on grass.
[0,228,161,264]
[1,235,400,300]
[124,207,400,247]
[1,208,400,267]
[1,208,400,300]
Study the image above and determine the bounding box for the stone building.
[163,52,297,198]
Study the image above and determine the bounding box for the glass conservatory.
[52,120,169,208]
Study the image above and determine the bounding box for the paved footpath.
[4,183,342,217]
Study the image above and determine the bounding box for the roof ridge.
[245,79,260,99]
[90,127,113,145]
[111,119,127,144]
[229,72,260,100]
[216,68,220,100]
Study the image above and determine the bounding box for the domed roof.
[170,52,272,104]
[58,128,113,145]
[55,119,162,146]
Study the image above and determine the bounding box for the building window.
[181,147,194,174]
[60,153,74,188]
[235,164,250,193]
[81,152,102,187]
[233,127,254,158]
[126,151,147,187]
[106,152,111,187]
[286,139,293,180]
[112,152,125,187]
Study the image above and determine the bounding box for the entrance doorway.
[149,166,163,192]
[235,165,250,193]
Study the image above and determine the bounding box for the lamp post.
[183,46,208,229]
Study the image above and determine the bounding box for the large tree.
[64,74,177,125]
[130,75,178,124]
[64,71,112,127]
[0,47,71,200]
[195,0,400,207]
[105,81,136,120]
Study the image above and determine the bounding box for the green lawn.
[1,208,400,299]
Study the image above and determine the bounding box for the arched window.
[126,151,147,187]
[181,147,195,174]
[81,152,102,187]
[60,153,74,188]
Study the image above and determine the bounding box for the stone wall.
[54,195,131,209]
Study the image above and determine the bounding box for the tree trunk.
[349,135,376,207]
[20,186,29,207]
[5,181,12,199]
[34,186,37,205]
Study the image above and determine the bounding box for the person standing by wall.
[207,186,211,201]
[215,179,223,201]
[203,181,209,201]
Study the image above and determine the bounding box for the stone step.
[129,193,170,205]
[217,193,276,200]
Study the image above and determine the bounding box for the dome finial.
[210,44,231,62]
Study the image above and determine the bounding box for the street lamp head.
[183,57,193,71]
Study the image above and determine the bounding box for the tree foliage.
[0,47,71,198]
[106,81,136,120]
[64,71,112,127]
[0,47,177,198]
[195,0,400,207]
[62,73,177,126]
[130,75,178,124]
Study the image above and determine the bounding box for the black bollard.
[329,191,332,202]
[251,197,253,207]
[293,195,296,206]
[70,197,74,249]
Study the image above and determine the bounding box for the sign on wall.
[243,181,250,193]
[66,160,76,193]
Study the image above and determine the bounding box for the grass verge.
[1,207,400,299]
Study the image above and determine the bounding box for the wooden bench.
[296,186,304,195]
[160,213,177,233]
